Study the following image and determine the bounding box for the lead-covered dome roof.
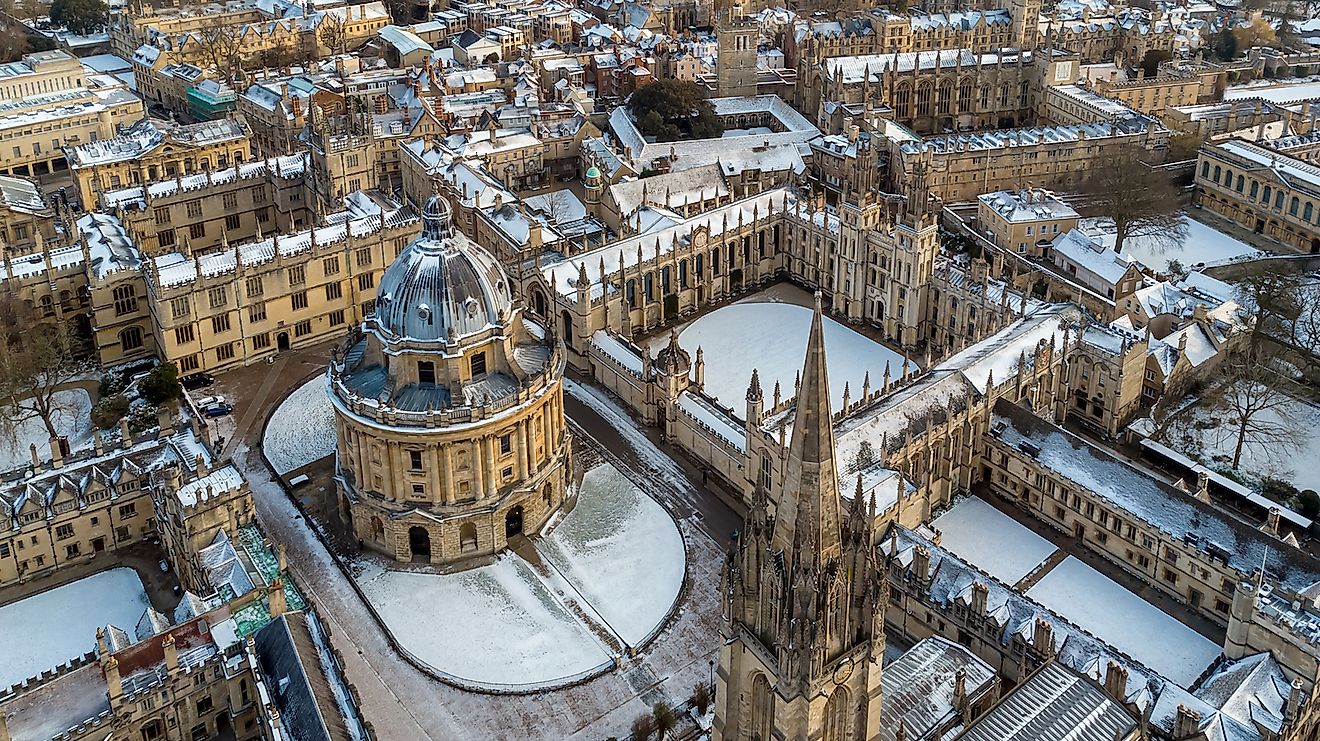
[373,195,513,345]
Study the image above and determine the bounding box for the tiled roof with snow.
[978,189,1079,223]
[989,400,1320,594]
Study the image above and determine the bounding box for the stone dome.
[373,195,513,344]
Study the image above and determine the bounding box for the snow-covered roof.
[957,661,1137,741]
[151,207,414,290]
[878,636,996,740]
[1052,229,1139,287]
[978,188,1079,223]
[541,188,795,300]
[989,400,1320,594]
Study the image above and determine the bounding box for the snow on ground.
[537,463,685,646]
[565,379,698,507]
[1163,385,1320,492]
[646,287,915,410]
[1026,557,1220,685]
[0,388,93,472]
[262,377,336,475]
[357,554,613,689]
[931,496,1058,585]
[0,567,150,690]
[1079,213,1261,273]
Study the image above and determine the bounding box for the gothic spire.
[772,293,843,561]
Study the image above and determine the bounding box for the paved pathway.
[223,352,729,739]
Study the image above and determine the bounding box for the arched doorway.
[277,332,290,351]
[370,517,384,542]
[1311,237,1319,255]
[505,506,523,537]
[408,526,431,560]
[531,288,547,317]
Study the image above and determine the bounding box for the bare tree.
[1210,355,1302,470]
[317,12,345,57]
[194,17,244,82]
[0,296,91,454]
[1080,152,1187,254]
[1234,268,1304,352]
[541,189,576,225]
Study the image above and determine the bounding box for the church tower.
[714,296,886,741]
[1011,0,1041,49]
[715,5,759,98]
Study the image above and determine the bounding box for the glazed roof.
[372,195,513,345]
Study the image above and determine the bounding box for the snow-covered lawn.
[932,497,1058,585]
[0,567,150,690]
[263,377,335,475]
[647,287,916,410]
[1026,557,1220,685]
[1162,386,1320,492]
[1079,214,1261,273]
[352,459,688,689]
[537,463,685,647]
[358,554,612,689]
[0,388,93,472]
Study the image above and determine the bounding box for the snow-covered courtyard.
[646,285,916,410]
[263,377,336,476]
[358,554,614,689]
[931,496,1058,585]
[0,568,150,690]
[353,460,686,690]
[1161,385,1320,492]
[1079,213,1262,273]
[1025,557,1220,685]
[538,463,685,646]
[0,387,94,472]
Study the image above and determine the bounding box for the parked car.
[204,402,233,418]
[181,372,215,390]
[195,394,226,409]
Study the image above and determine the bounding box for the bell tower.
[1011,0,1041,49]
[714,295,886,741]
[715,5,759,98]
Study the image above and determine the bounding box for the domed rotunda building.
[327,194,569,564]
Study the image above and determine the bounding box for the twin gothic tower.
[716,297,887,741]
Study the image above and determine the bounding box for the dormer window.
[418,361,436,385]
[470,351,487,377]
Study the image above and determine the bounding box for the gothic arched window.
[750,673,774,741]
[823,686,850,741]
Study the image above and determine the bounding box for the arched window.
[1305,202,1314,222]
[1290,197,1300,216]
[937,79,954,115]
[119,326,143,351]
[112,284,137,316]
[1213,165,1221,183]
[1200,161,1209,178]
[750,673,773,741]
[916,81,934,117]
[1235,175,1244,193]
[823,686,850,741]
[958,77,973,110]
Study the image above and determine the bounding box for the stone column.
[440,446,454,504]
[484,436,497,497]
